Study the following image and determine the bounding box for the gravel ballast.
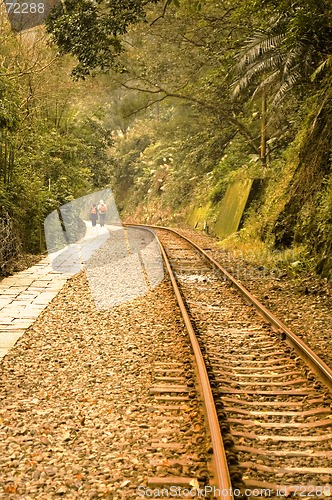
[0,268,212,499]
[172,228,332,371]
[1,224,331,498]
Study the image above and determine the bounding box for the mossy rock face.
[186,179,254,239]
[214,179,253,240]
[186,204,211,230]
[271,98,332,278]
[273,208,296,249]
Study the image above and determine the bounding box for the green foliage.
[210,135,260,204]
[46,0,161,78]
[233,0,332,104]
[93,0,331,280]
[313,171,332,277]
[0,26,115,256]
[0,77,20,131]
[107,121,156,210]
[1,0,331,279]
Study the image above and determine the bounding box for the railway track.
[131,225,332,499]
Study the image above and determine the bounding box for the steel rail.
[123,223,332,495]
[124,223,332,392]
[123,224,233,497]
[152,226,332,394]
[156,235,233,500]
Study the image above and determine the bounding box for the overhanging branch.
[3,56,60,80]
[149,0,172,27]
[114,77,260,153]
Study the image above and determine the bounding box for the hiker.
[89,203,98,227]
[98,199,107,227]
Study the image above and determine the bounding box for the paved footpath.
[0,222,111,360]
[0,221,160,360]
[0,258,72,360]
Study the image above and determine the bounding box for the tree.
[46,0,161,78]
[232,0,332,105]
[46,0,262,151]
[230,0,332,162]
[0,20,115,257]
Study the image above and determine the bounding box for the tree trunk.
[260,90,267,166]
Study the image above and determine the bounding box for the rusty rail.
[157,237,233,500]
[155,226,332,394]
[123,223,233,497]
[124,223,332,495]
[125,223,332,392]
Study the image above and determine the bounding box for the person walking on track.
[98,199,107,227]
[89,203,98,227]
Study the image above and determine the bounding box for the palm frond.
[251,70,280,99]
[270,71,301,107]
[237,33,284,71]
[282,45,304,75]
[311,54,332,81]
[232,55,282,97]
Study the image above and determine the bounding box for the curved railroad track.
[129,225,332,499]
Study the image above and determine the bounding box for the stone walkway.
[0,221,162,361]
[0,258,72,360]
[0,222,110,361]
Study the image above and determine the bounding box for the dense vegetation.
[0,9,113,272]
[1,0,331,278]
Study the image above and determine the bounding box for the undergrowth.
[217,229,310,276]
